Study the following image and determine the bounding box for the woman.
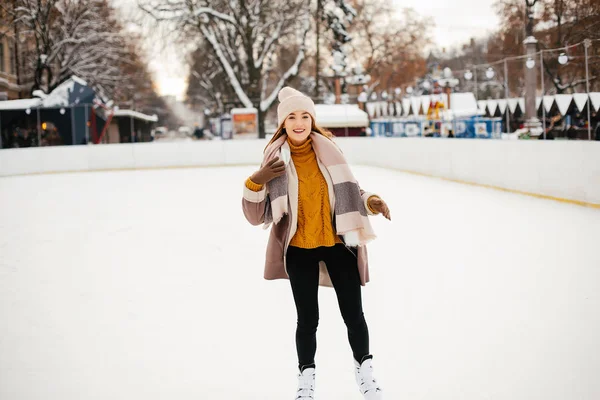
[242,87,391,400]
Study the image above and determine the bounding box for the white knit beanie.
[276,86,316,127]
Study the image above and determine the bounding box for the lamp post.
[584,39,592,140]
[524,0,541,133]
[540,51,546,139]
[357,91,368,111]
[439,68,459,110]
[504,59,511,134]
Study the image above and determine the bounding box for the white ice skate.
[354,356,383,399]
[295,366,315,400]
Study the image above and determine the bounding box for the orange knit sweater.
[245,138,379,248]
[287,138,342,248]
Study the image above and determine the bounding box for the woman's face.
[284,111,312,145]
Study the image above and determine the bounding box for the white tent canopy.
[554,94,572,116]
[479,93,599,117]
[449,92,483,117]
[507,98,521,114]
[314,104,369,128]
[361,92,600,119]
[572,94,588,113]
[590,93,600,112]
[497,99,508,115]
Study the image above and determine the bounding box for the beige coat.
[242,156,376,287]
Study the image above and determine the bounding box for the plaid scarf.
[262,132,376,247]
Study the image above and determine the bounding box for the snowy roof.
[113,109,159,122]
[41,76,93,107]
[314,104,369,128]
[0,98,42,110]
[231,107,257,114]
[449,92,482,117]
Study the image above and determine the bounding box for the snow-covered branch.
[194,7,237,25]
[201,24,253,108]
[254,20,284,69]
[260,17,311,112]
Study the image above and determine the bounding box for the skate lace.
[296,370,315,399]
[357,364,381,394]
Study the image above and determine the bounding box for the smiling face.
[284,111,312,145]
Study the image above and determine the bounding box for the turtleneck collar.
[287,136,312,155]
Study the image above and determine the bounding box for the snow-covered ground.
[1,166,599,400]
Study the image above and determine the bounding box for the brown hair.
[264,118,334,152]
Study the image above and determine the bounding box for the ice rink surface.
[1,165,599,400]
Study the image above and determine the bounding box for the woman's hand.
[368,197,391,221]
[250,157,286,185]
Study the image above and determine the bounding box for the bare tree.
[490,0,599,95]
[2,0,129,98]
[139,0,312,137]
[347,1,430,92]
[186,41,233,115]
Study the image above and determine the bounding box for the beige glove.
[368,197,391,221]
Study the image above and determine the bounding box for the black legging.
[286,244,370,369]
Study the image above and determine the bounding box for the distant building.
[0,8,21,100]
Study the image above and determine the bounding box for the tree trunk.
[257,106,266,139]
[12,4,22,97]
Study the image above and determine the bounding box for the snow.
[193,7,237,24]
[0,98,42,110]
[201,25,254,109]
[449,92,481,117]
[41,78,77,108]
[314,104,369,128]
[112,109,159,122]
[230,107,258,115]
[1,165,599,400]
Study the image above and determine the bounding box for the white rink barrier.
[1,138,599,205]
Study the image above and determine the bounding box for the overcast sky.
[120,0,500,100]
[392,0,500,50]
